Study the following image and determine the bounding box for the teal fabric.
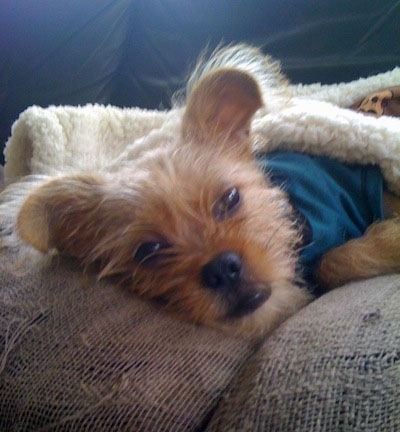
[257,152,384,292]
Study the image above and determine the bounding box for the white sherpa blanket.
[4,67,400,194]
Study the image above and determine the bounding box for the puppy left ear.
[182,68,263,144]
[16,175,110,256]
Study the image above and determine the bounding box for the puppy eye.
[213,187,241,221]
[134,240,171,266]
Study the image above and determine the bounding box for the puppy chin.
[214,282,312,339]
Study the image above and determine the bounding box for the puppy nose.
[201,252,242,291]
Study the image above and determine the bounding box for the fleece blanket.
[3,67,400,194]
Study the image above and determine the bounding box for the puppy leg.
[316,218,400,289]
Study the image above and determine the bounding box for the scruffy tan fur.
[3,45,400,338]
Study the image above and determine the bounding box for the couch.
[1,1,400,430]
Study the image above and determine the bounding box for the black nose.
[201,252,242,292]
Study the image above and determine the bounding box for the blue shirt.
[257,152,384,293]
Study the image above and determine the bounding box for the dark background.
[1,0,399,164]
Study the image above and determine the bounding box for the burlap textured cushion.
[1,246,400,431]
[0,250,253,431]
[206,275,400,432]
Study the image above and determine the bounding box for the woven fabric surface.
[206,275,400,432]
[0,250,253,431]
[1,246,400,431]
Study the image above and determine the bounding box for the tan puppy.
[3,45,400,338]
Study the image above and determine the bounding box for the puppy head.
[17,68,310,338]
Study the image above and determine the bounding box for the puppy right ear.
[17,175,107,255]
[182,68,263,145]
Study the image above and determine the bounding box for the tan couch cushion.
[1,247,399,431]
[0,250,252,431]
[206,275,400,431]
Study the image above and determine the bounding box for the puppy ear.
[182,68,263,144]
[17,175,108,256]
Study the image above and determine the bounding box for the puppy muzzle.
[201,251,270,318]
